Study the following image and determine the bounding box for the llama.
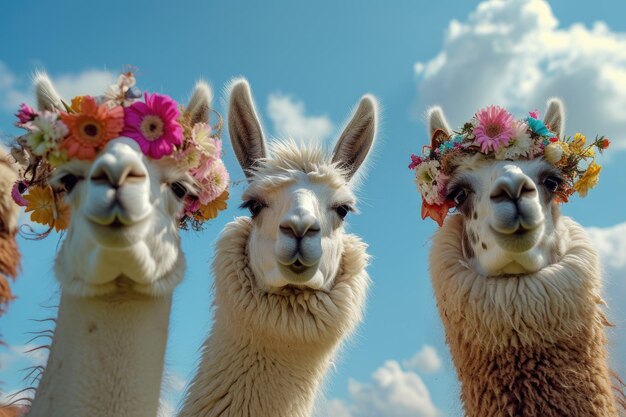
[411,99,621,416]
[0,147,20,315]
[178,79,377,417]
[8,72,228,417]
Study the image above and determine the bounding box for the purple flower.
[15,103,38,125]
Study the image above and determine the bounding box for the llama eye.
[543,176,561,193]
[334,205,353,220]
[170,182,188,199]
[240,199,265,217]
[59,174,81,193]
[448,187,469,206]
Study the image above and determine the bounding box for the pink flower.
[15,103,38,125]
[408,154,423,170]
[473,105,514,153]
[528,109,540,119]
[122,92,183,159]
[11,180,29,207]
[192,158,229,205]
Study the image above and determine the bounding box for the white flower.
[495,121,532,160]
[102,73,138,107]
[415,160,444,205]
[192,123,219,158]
[544,143,564,164]
[24,112,68,156]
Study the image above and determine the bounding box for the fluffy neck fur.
[430,214,618,417]
[0,230,20,314]
[178,217,370,417]
[26,284,171,417]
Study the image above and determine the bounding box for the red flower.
[598,138,610,149]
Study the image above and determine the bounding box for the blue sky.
[1,1,625,415]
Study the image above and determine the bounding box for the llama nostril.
[279,224,296,237]
[491,178,537,202]
[90,163,147,188]
[279,217,320,239]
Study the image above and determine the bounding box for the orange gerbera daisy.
[194,190,229,221]
[60,96,124,160]
[24,185,71,231]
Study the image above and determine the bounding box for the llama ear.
[185,81,213,125]
[34,72,64,112]
[332,95,378,182]
[228,78,267,179]
[543,98,565,139]
[427,106,451,149]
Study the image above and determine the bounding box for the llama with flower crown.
[411,100,622,416]
[8,71,229,417]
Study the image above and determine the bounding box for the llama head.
[228,79,377,291]
[33,74,214,296]
[428,100,566,276]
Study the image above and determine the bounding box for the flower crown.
[10,71,229,234]
[409,105,610,226]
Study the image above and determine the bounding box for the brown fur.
[0,231,20,314]
[430,215,619,417]
[0,405,27,417]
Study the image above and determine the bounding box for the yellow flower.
[24,185,71,231]
[571,133,586,150]
[570,133,594,158]
[573,161,601,197]
[194,190,229,221]
[70,96,85,112]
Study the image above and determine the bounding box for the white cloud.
[0,343,49,372]
[0,61,115,112]
[403,345,442,374]
[317,359,441,417]
[156,371,186,417]
[49,70,116,103]
[0,387,34,409]
[158,399,176,417]
[586,222,626,270]
[267,93,334,142]
[585,222,626,376]
[414,0,626,149]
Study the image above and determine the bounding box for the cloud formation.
[317,354,441,417]
[585,221,626,376]
[0,62,115,112]
[403,345,442,374]
[267,93,334,143]
[414,0,626,149]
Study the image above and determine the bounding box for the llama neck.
[179,217,370,417]
[179,314,334,417]
[27,284,171,417]
[431,215,618,417]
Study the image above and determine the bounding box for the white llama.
[178,79,377,417]
[11,73,222,417]
[414,100,622,416]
